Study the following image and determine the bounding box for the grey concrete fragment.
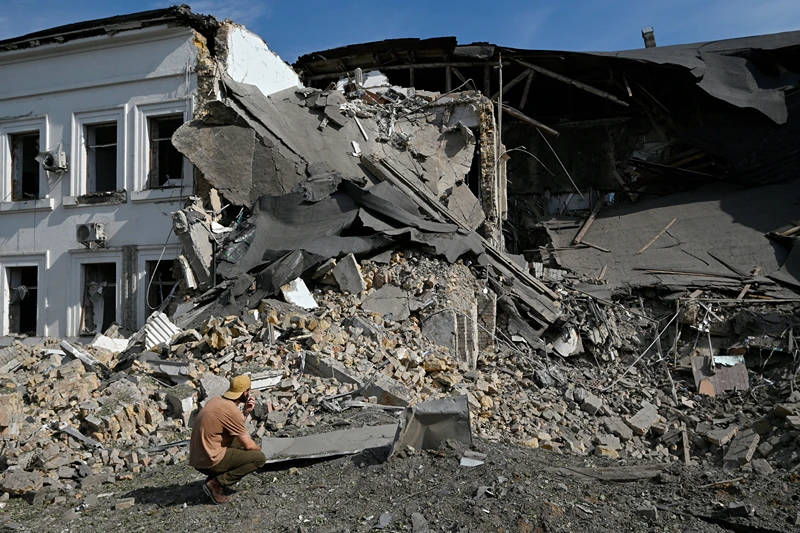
[707,426,739,446]
[724,429,760,465]
[751,458,774,476]
[361,285,411,321]
[200,373,229,403]
[444,183,486,231]
[0,471,44,496]
[603,417,634,441]
[727,502,754,517]
[332,254,366,294]
[421,310,457,354]
[627,405,659,436]
[165,384,197,425]
[172,210,213,288]
[411,513,430,533]
[580,394,603,416]
[304,351,411,406]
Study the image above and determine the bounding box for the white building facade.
[0,7,299,339]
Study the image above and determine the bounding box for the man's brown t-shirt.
[189,396,247,468]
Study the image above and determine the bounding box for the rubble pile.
[3,73,800,504]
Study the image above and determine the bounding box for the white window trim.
[136,245,181,328]
[0,252,48,337]
[66,249,122,337]
[71,107,126,197]
[0,117,49,206]
[133,100,193,198]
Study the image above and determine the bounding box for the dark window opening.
[10,132,40,201]
[148,115,184,188]
[146,260,178,312]
[81,263,116,335]
[86,123,117,193]
[7,266,37,335]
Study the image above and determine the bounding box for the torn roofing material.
[296,32,800,125]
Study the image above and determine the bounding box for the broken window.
[10,132,40,201]
[145,260,178,311]
[148,115,183,188]
[7,266,37,335]
[85,123,117,193]
[80,263,116,335]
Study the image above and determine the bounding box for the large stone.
[200,373,229,403]
[0,471,44,496]
[361,286,411,321]
[332,253,366,294]
[724,429,760,465]
[603,417,634,440]
[165,384,197,425]
[580,394,603,416]
[627,405,659,436]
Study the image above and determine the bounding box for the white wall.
[224,27,300,96]
[0,26,197,337]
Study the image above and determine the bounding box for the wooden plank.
[547,464,665,482]
[737,265,762,300]
[483,65,491,96]
[598,264,607,280]
[635,218,677,255]
[581,241,611,253]
[490,69,530,101]
[572,198,605,244]
[445,64,452,92]
[681,422,691,465]
[513,58,629,107]
[499,104,559,137]
[519,71,534,108]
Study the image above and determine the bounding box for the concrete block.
[627,406,659,436]
[707,426,739,446]
[115,497,135,510]
[724,429,759,465]
[332,253,366,294]
[751,458,774,476]
[199,373,229,403]
[305,351,410,406]
[580,394,603,416]
[603,417,634,441]
[0,471,44,496]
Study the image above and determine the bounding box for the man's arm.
[236,432,261,451]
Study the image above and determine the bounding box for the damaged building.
[0,6,299,338]
[4,9,800,518]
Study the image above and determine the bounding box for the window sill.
[64,191,127,208]
[0,198,54,214]
[130,187,192,203]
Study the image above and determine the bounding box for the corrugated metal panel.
[144,311,181,350]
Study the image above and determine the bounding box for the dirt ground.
[2,409,799,533]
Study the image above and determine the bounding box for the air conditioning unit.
[77,223,106,244]
[35,149,68,172]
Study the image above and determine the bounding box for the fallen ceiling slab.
[260,424,398,464]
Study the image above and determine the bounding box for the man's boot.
[203,477,231,505]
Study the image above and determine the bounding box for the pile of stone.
[2,249,800,503]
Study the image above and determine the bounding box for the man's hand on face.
[242,396,256,417]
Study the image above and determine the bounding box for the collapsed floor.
[2,41,800,531]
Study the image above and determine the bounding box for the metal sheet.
[390,395,472,455]
[690,356,749,393]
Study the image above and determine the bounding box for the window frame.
[0,253,48,337]
[71,107,125,197]
[0,117,48,204]
[67,249,122,336]
[133,100,192,193]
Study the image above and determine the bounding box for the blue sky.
[2,0,800,64]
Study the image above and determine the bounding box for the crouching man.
[189,375,266,504]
